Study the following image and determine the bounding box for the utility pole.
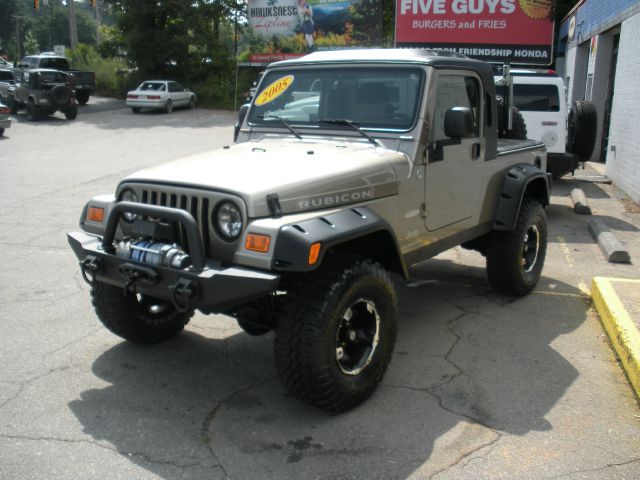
[68,0,78,50]
[12,15,22,60]
[49,0,53,50]
[96,0,101,43]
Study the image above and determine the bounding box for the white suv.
[495,69,597,178]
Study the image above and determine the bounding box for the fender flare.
[271,206,407,278]
[493,163,551,231]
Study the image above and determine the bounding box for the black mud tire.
[497,98,528,140]
[486,200,547,296]
[131,107,141,114]
[0,128,4,136]
[48,86,71,108]
[567,101,597,161]
[90,282,193,344]
[164,99,173,114]
[7,95,18,114]
[64,104,78,120]
[26,99,40,121]
[76,90,90,105]
[274,256,397,413]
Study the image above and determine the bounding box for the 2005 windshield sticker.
[255,75,295,106]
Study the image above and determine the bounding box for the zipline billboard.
[243,0,382,64]
[394,0,555,65]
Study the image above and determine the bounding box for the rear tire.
[486,200,547,296]
[9,97,19,114]
[91,282,193,344]
[131,107,141,114]
[76,90,90,105]
[64,105,78,120]
[567,101,597,161]
[26,99,40,121]
[0,128,4,136]
[274,256,397,412]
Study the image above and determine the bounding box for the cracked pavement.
[0,99,639,479]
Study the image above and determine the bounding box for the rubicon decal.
[255,75,295,106]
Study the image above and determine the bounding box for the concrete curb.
[588,219,631,263]
[592,277,640,399]
[570,188,592,214]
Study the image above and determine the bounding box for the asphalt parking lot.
[0,99,639,480]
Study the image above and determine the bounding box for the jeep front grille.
[140,189,212,257]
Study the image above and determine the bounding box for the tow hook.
[79,255,102,285]
[118,263,159,295]
[169,278,197,313]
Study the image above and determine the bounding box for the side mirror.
[234,103,250,142]
[444,107,474,138]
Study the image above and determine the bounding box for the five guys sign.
[395,0,555,65]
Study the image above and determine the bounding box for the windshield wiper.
[258,114,302,139]
[319,119,379,146]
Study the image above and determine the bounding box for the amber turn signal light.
[245,233,271,253]
[308,242,321,265]
[87,206,105,222]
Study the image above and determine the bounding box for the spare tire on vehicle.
[497,97,528,140]
[48,85,71,107]
[567,101,597,161]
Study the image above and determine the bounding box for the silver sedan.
[126,80,196,114]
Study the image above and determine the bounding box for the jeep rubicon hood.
[121,140,401,217]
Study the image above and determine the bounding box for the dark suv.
[11,69,78,121]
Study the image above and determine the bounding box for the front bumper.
[68,202,280,313]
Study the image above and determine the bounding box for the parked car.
[11,69,78,121]
[126,80,196,114]
[0,69,16,110]
[494,68,597,178]
[17,54,95,105]
[0,101,11,136]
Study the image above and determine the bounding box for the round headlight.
[119,188,138,222]
[215,201,243,240]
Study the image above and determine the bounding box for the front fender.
[271,207,407,277]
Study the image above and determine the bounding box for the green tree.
[23,29,39,54]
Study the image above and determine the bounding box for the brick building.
[557,0,640,203]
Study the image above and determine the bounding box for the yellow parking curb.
[592,277,640,399]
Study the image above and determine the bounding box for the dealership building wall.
[558,0,640,203]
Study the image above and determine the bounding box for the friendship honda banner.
[395,0,555,65]
[243,0,383,64]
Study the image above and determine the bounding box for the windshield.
[248,67,425,131]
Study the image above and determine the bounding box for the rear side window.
[497,84,560,112]
[39,57,70,70]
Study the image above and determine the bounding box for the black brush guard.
[67,202,279,313]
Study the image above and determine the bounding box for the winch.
[115,239,191,269]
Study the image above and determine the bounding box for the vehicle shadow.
[69,259,586,479]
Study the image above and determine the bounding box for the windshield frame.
[247,64,426,134]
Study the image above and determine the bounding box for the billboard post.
[394,0,555,65]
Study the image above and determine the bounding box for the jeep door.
[424,71,487,232]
